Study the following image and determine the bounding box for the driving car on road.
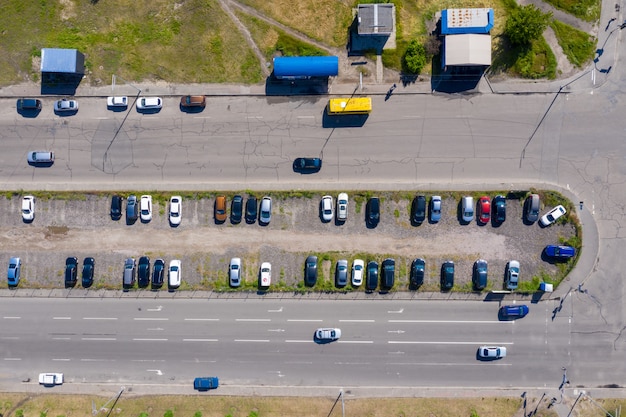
[245,196,257,224]
[472,259,488,291]
[231,195,243,224]
[411,195,426,225]
[168,259,182,289]
[499,304,529,320]
[478,196,491,224]
[152,258,165,289]
[314,328,341,343]
[169,195,182,225]
[107,96,128,108]
[478,346,507,359]
[27,151,55,165]
[366,261,378,291]
[381,258,395,291]
[461,196,474,223]
[54,98,78,113]
[506,260,520,290]
[229,257,242,287]
[259,262,271,288]
[82,257,94,288]
[321,195,334,222]
[304,255,318,287]
[138,256,151,288]
[140,195,152,222]
[136,97,162,110]
[544,245,576,260]
[7,257,21,287]
[259,196,272,225]
[540,205,566,226]
[293,157,322,173]
[110,195,122,220]
[337,193,348,221]
[441,261,454,291]
[21,195,35,222]
[410,258,425,290]
[430,195,442,223]
[494,195,506,223]
[335,259,348,288]
[351,259,364,287]
[366,197,380,227]
[65,257,78,288]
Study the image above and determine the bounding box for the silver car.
[461,196,474,223]
[314,328,341,342]
[478,346,507,359]
[136,97,162,110]
[229,257,242,287]
[54,98,78,112]
[259,196,272,224]
[321,195,333,222]
[337,193,348,221]
[430,195,442,222]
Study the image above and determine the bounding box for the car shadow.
[54,110,78,117]
[126,218,138,226]
[107,105,128,112]
[17,109,42,118]
[27,161,54,168]
[179,105,205,113]
[137,108,162,115]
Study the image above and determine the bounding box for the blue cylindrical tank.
[273,56,339,78]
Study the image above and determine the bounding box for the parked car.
[123,258,136,290]
[381,258,395,290]
[168,259,182,289]
[229,257,242,287]
[65,257,78,288]
[180,95,206,108]
[461,196,474,223]
[259,262,271,288]
[259,196,272,225]
[169,195,182,225]
[314,328,341,343]
[110,195,123,220]
[27,151,55,165]
[321,195,334,222]
[337,193,348,221]
[410,258,425,290]
[441,261,454,291]
[494,195,506,223]
[39,373,63,386]
[540,205,566,226]
[499,304,529,320]
[478,196,491,224]
[140,195,152,222]
[335,259,348,288]
[245,196,258,224]
[7,257,21,287]
[293,157,322,173]
[107,96,128,108]
[126,195,138,221]
[231,195,243,224]
[304,255,318,287]
[21,195,35,222]
[472,259,488,291]
[82,257,95,288]
[136,97,162,110]
[151,258,165,289]
[366,197,380,227]
[506,260,520,290]
[411,195,426,225]
[215,195,227,223]
[478,346,507,360]
[544,245,576,260]
[193,376,219,391]
[430,195,442,223]
[524,194,541,223]
[351,259,364,287]
[138,256,151,288]
[16,98,42,111]
[54,98,78,113]
[366,261,378,291]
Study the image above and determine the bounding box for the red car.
[478,196,491,224]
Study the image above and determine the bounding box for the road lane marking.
[339,319,375,323]
[235,339,269,342]
[147,306,163,312]
[147,369,163,375]
[183,339,218,342]
[184,318,219,321]
[82,337,116,341]
[388,320,509,324]
[1,337,19,340]
[388,341,514,345]
[268,307,283,312]
[285,340,312,343]
[134,318,168,321]
[53,358,71,361]
[53,317,72,320]
[388,361,512,366]
[133,338,168,341]
[80,358,114,362]
[236,319,270,322]
[287,319,323,322]
[338,341,373,344]
[4,358,21,361]
[84,317,118,320]
[3,317,20,319]
[388,309,404,314]
[52,337,71,340]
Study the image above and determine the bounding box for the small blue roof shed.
[441,8,494,35]
[40,48,85,74]
[273,56,339,79]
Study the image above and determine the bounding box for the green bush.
[550,20,595,68]
[505,5,551,46]
[164,410,174,417]
[403,39,427,74]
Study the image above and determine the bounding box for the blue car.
[499,305,529,320]
[544,245,576,259]
[7,257,21,287]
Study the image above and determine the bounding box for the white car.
[169,195,182,225]
[21,195,35,221]
[351,259,364,286]
[260,262,271,287]
[321,195,334,222]
[107,96,128,107]
[229,257,242,287]
[140,195,152,222]
[54,98,78,112]
[136,97,162,110]
[478,346,507,359]
[259,196,272,225]
[39,372,63,386]
[337,193,348,221]
[539,205,566,226]
[168,259,181,289]
[506,260,520,290]
[314,328,341,342]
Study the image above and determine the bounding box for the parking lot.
[0,191,576,292]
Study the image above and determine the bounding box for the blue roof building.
[273,56,339,79]
[441,8,494,35]
[40,48,85,74]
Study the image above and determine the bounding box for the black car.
[138,256,151,288]
[82,257,95,288]
[411,195,426,225]
[441,261,454,291]
[152,258,165,289]
[366,197,380,227]
[65,257,78,288]
[472,259,488,291]
[231,195,243,224]
[293,157,322,173]
[366,261,378,291]
[380,258,395,291]
[126,195,138,221]
[409,258,425,290]
[110,195,122,220]
[493,195,506,223]
[245,196,258,224]
[304,255,318,287]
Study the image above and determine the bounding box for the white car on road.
[21,195,35,222]
[314,328,341,342]
[260,262,271,287]
[39,372,63,386]
[478,346,507,359]
[169,196,182,225]
[539,205,566,226]
[140,195,152,222]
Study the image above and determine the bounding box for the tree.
[505,5,552,46]
[403,39,427,74]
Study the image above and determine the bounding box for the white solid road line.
[388,320,510,324]
[53,317,72,320]
[388,341,514,345]
[1,337,19,340]
[134,318,169,321]
[52,358,71,361]
[183,338,218,342]
[4,358,21,361]
[3,316,20,319]
[339,319,375,323]
[388,361,512,367]
[236,318,271,322]
[83,317,118,320]
[235,339,270,342]
[82,337,116,341]
[133,338,168,341]
[287,319,323,322]
[285,340,313,343]
[338,340,374,344]
[184,318,219,321]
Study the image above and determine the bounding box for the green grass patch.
[550,20,595,68]
[510,37,557,79]
[542,0,600,22]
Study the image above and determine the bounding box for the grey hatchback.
[335,259,348,288]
